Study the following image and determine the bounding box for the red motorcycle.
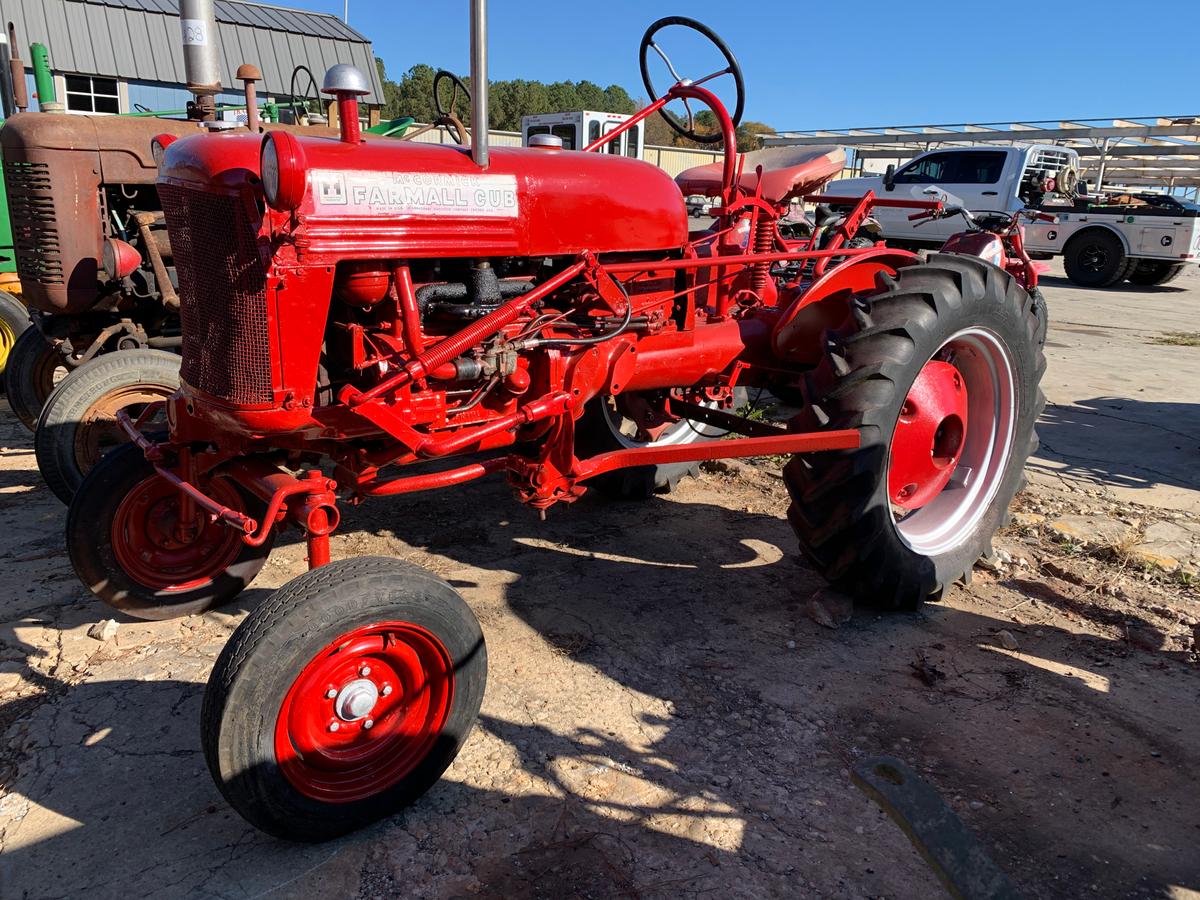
[910,201,1056,346]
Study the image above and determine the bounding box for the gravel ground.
[1,267,1199,900]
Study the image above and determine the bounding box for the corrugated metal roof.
[0,0,383,103]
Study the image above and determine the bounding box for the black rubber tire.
[6,325,64,431]
[201,557,488,842]
[1126,260,1186,287]
[1029,286,1049,349]
[1063,229,1134,287]
[34,349,180,504]
[67,442,273,620]
[0,290,30,391]
[784,254,1045,610]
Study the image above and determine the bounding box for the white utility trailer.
[521,110,644,158]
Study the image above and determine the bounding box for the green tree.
[372,57,772,144]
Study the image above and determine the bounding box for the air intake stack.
[179,0,221,121]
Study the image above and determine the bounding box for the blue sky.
[288,0,1199,130]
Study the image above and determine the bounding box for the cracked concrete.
[1,266,1199,899]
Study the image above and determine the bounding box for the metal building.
[0,0,383,115]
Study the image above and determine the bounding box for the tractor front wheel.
[68,442,273,620]
[35,349,179,503]
[785,254,1044,609]
[201,557,487,841]
[6,326,66,431]
[0,289,30,391]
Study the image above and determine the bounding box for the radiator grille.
[159,184,273,405]
[4,161,62,284]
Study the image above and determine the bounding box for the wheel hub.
[334,678,379,721]
[888,360,969,511]
[111,473,244,591]
[274,623,454,804]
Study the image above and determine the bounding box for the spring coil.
[750,215,775,294]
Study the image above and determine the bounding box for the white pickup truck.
[829,144,1200,287]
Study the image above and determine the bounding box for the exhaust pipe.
[179,0,221,120]
[470,0,488,168]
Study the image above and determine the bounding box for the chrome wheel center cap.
[335,678,379,721]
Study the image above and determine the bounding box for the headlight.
[102,238,142,280]
[260,132,307,211]
[150,133,177,168]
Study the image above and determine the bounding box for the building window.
[64,75,120,114]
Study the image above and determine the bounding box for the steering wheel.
[432,69,471,145]
[639,16,745,145]
[289,65,321,122]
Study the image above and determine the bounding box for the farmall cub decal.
[310,170,519,218]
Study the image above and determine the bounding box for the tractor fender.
[1063,223,1132,256]
[771,248,921,362]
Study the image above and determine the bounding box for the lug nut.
[360,666,371,677]
[381,685,393,697]
[325,689,337,699]
[363,719,374,730]
[328,721,341,732]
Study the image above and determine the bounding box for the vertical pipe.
[337,94,360,143]
[179,0,221,120]
[469,0,489,168]
[31,43,56,108]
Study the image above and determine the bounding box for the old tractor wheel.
[68,442,273,620]
[1029,287,1049,349]
[34,349,180,504]
[785,254,1045,609]
[0,290,30,391]
[6,326,67,432]
[1063,230,1134,287]
[1126,260,1186,287]
[201,557,487,842]
[575,393,721,498]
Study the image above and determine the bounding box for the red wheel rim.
[112,474,245,591]
[888,360,969,511]
[274,622,455,804]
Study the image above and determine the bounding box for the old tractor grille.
[159,184,273,405]
[4,161,62,284]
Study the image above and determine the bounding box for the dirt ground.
[1,263,1199,900]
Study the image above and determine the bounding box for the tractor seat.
[675,145,846,205]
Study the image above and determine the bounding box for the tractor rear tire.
[575,394,718,499]
[1063,230,1134,287]
[784,254,1045,609]
[0,290,30,392]
[1126,260,1186,287]
[34,349,180,504]
[201,557,487,841]
[68,442,273,620]
[6,326,65,432]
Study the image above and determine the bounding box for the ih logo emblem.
[314,172,347,205]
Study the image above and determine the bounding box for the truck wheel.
[6,326,66,431]
[575,393,721,498]
[1063,230,1134,287]
[1126,260,1186,287]
[68,442,273,620]
[201,557,487,841]
[34,349,179,504]
[785,254,1044,609]
[0,290,30,391]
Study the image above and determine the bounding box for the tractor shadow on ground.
[1032,396,1200,494]
[2,475,1198,898]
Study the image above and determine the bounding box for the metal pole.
[1095,137,1110,194]
[470,0,489,168]
[179,0,221,120]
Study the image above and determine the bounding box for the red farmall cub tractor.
[66,12,1044,841]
